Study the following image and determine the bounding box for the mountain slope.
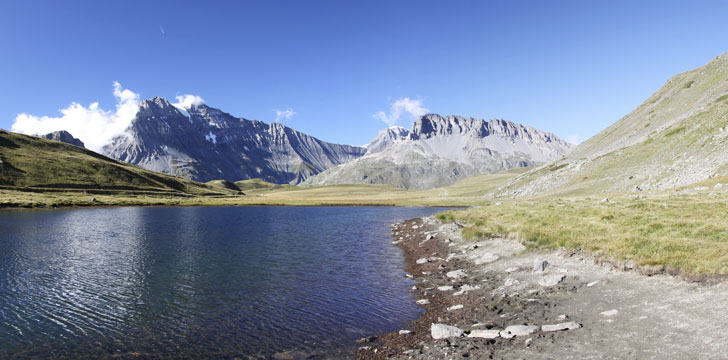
[496,52,728,198]
[0,129,231,196]
[102,98,366,184]
[303,114,572,189]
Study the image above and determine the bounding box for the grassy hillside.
[234,178,297,192]
[497,52,728,198]
[437,183,728,276]
[0,130,238,201]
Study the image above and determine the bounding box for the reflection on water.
[0,206,446,358]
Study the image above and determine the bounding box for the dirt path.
[357,217,728,359]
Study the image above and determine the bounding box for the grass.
[684,80,695,89]
[435,190,728,275]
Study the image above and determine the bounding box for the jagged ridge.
[102,97,366,184]
[303,114,572,189]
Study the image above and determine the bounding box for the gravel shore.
[357,216,728,359]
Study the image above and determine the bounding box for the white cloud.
[373,97,429,126]
[11,82,140,152]
[274,108,296,122]
[172,94,204,109]
[567,135,581,145]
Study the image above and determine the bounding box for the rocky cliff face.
[41,130,85,148]
[303,114,572,189]
[102,97,366,183]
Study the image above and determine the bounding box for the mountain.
[365,126,410,154]
[0,129,233,196]
[495,52,728,198]
[303,114,572,189]
[41,130,85,148]
[102,97,366,184]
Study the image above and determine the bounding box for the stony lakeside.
[356,216,728,359]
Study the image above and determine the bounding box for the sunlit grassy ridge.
[497,53,728,198]
[437,188,728,275]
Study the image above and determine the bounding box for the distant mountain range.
[101,97,366,184]
[304,114,572,189]
[35,98,572,189]
[495,51,728,198]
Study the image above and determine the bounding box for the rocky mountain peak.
[365,126,411,154]
[41,130,85,148]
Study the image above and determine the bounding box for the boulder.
[431,323,464,339]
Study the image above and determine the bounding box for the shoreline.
[0,202,468,212]
[357,216,728,359]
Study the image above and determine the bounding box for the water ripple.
[0,206,447,358]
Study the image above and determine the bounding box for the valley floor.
[360,216,728,359]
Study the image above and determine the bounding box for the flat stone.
[472,253,500,265]
[538,274,566,287]
[601,309,618,317]
[587,280,600,287]
[453,284,480,295]
[431,323,464,339]
[500,325,539,339]
[446,269,467,279]
[416,258,429,264]
[399,329,412,335]
[541,322,582,332]
[416,299,430,305]
[437,285,454,291]
[447,304,464,311]
[467,329,501,339]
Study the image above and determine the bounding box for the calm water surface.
[0,206,447,358]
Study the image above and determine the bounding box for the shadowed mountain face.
[41,130,85,148]
[496,52,728,198]
[102,98,366,184]
[303,114,572,189]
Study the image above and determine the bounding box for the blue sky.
[1,1,727,147]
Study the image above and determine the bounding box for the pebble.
[541,322,582,332]
[557,314,568,321]
[447,304,464,311]
[431,323,464,339]
[505,267,519,273]
[437,286,454,291]
[504,278,519,286]
[416,299,430,305]
[467,329,501,339]
[500,325,538,339]
[399,329,412,335]
[426,234,434,240]
[538,274,566,287]
[587,280,600,287]
[601,309,618,317]
[416,258,429,264]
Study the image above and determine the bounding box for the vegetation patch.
[684,80,695,89]
[664,126,686,137]
[437,194,728,275]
